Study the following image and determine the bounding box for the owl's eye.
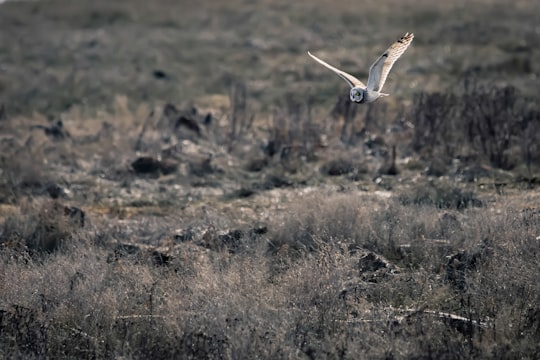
[355,92,361,97]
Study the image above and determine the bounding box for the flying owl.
[308,32,414,104]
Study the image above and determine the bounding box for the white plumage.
[308,32,414,104]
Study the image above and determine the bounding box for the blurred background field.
[1,0,539,358]
[1,0,538,115]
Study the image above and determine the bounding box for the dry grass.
[1,0,540,358]
[1,193,539,358]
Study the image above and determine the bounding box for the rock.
[113,243,141,256]
[132,156,161,174]
[261,174,292,190]
[216,229,243,254]
[152,69,167,79]
[233,188,256,198]
[150,249,172,266]
[174,225,210,244]
[359,252,389,272]
[192,226,269,254]
[358,252,399,282]
[46,183,65,199]
[158,103,203,139]
[249,224,268,235]
[188,156,214,177]
[321,159,355,176]
[108,242,173,266]
[245,157,268,172]
[175,115,201,136]
[131,156,178,176]
[159,160,178,175]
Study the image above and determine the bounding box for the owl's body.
[308,32,414,104]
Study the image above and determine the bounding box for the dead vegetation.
[1,0,540,358]
[411,78,540,172]
[1,194,539,358]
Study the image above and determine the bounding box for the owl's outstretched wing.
[367,32,414,92]
[308,51,366,89]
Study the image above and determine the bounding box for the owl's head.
[350,87,364,103]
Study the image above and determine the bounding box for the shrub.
[0,201,82,255]
[411,77,540,171]
[398,181,483,210]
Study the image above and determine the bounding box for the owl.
[308,32,414,103]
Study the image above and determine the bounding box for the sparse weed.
[1,192,538,358]
[398,180,483,210]
[411,78,540,171]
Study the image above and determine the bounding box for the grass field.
[1,0,539,358]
